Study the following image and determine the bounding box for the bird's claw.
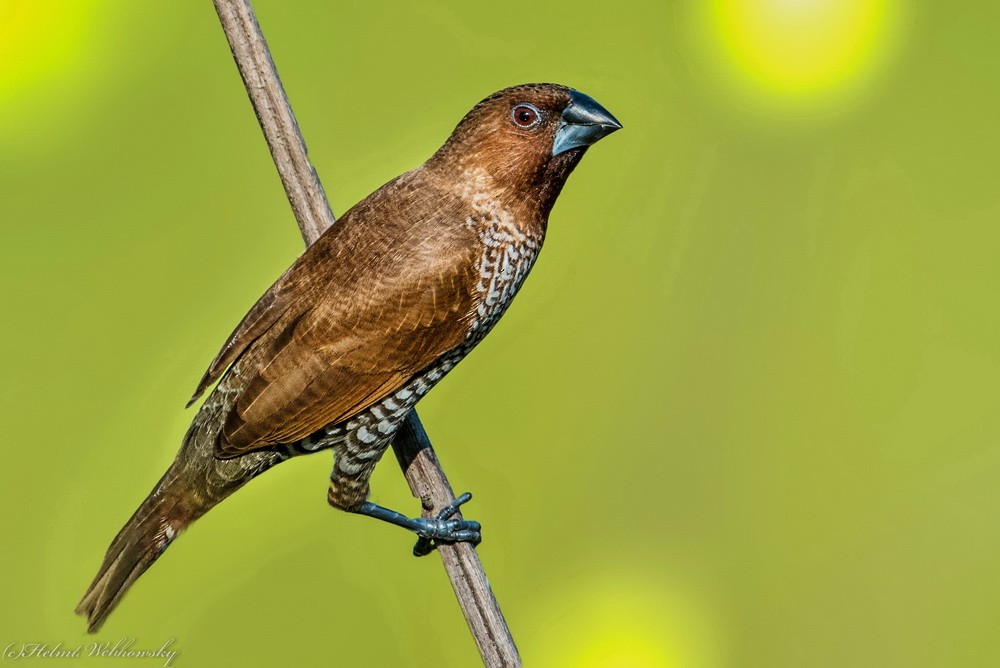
[413,492,481,557]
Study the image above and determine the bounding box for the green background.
[2,1,999,666]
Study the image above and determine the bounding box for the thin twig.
[210,1,520,665]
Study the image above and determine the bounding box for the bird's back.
[200,169,485,457]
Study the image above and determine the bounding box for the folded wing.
[189,187,478,459]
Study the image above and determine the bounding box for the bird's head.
[427,83,622,215]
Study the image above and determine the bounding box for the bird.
[76,82,621,632]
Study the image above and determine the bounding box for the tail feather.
[75,471,190,633]
[76,395,286,632]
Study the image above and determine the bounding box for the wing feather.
[185,267,297,407]
[198,176,479,459]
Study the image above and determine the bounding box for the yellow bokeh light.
[691,0,905,117]
[522,574,723,667]
[0,1,97,100]
[0,0,115,149]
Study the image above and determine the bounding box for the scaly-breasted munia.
[77,83,621,632]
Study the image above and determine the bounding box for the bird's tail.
[76,391,285,633]
[75,463,200,633]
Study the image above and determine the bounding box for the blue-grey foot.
[353,492,481,557]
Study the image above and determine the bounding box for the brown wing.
[215,256,475,456]
[186,266,296,408]
[201,177,479,458]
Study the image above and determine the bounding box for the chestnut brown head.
[429,83,622,210]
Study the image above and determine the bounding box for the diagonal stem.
[210,1,520,666]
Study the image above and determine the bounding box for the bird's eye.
[511,104,541,129]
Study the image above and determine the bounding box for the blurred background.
[2,1,999,666]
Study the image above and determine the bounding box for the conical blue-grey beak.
[552,90,623,156]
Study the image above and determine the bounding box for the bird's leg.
[328,443,481,556]
[353,493,481,557]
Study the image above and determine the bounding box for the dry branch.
[210,1,520,665]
